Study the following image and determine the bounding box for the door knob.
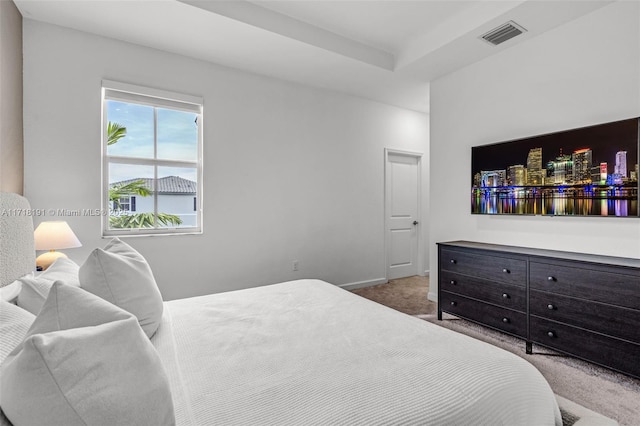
[413,221,419,225]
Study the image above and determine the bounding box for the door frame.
[384,148,424,280]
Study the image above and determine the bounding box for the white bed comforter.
[152,279,561,426]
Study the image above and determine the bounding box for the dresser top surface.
[438,240,640,269]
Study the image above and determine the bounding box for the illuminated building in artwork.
[480,170,507,187]
[526,147,543,185]
[473,172,482,187]
[615,151,627,178]
[507,165,526,186]
[599,163,608,183]
[547,153,573,184]
[572,148,593,183]
[591,166,603,184]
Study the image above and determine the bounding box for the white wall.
[22,20,429,300]
[429,1,640,301]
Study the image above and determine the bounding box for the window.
[113,196,136,212]
[102,80,203,236]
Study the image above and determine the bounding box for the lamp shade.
[34,221,82,250]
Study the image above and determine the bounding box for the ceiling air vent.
[480,21,527,46]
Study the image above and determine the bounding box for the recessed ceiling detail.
[13,0,613,113]
[480,21,527,46]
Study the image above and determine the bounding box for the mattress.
[152,279,562,425]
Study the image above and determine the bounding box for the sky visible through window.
[107,100,198,184]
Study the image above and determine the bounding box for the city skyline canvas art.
[471,117,639,217]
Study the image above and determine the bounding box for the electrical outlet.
[292,260,299,271]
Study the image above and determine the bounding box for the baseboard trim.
[341,273,431,291]
[339,278,388,291]
[427,291,437,302]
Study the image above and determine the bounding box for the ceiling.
[14,0,613,113]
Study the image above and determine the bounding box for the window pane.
[108,164,154,229]
[106,100,154,159]
[156,166,198,228]
[157,108,199,161]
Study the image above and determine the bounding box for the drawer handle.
[547,304,555,310]
[450,280,456,285]
[502,268,510,274]
[547,331,556,338]
[502,317,510,323]
[547,276,556,282]
[450,259,457,264]
[450,301,457,306]
[502,293,509,299]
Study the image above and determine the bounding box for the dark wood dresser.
[437,241,640,378]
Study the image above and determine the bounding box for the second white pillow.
[79,238,164,338]
[18,257,80,315]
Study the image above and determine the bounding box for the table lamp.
[34,221,82,270]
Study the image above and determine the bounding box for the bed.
[0,192,562,425]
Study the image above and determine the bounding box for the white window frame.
[101,80,203,237]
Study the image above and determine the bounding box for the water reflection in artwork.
[472,186,638,216]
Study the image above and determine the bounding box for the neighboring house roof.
[111,176,196,194]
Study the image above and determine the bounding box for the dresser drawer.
[530,317,640,378]
[530,261,640,310]
[530,290,640,344]
[440,291,527,338]
[440,271,526,311]
[439,248,526,286]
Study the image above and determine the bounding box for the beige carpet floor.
[351,275,435,316]
[352,276,640,426]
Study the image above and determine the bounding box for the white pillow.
[79,238,163,338]
[0,301,35,364]
[36,257,80,286]
[0,301,33,426]
[17,257,80,315]
[0,282,175,426]
[0,276,30,303]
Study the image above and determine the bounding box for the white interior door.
[385,150,421,280]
